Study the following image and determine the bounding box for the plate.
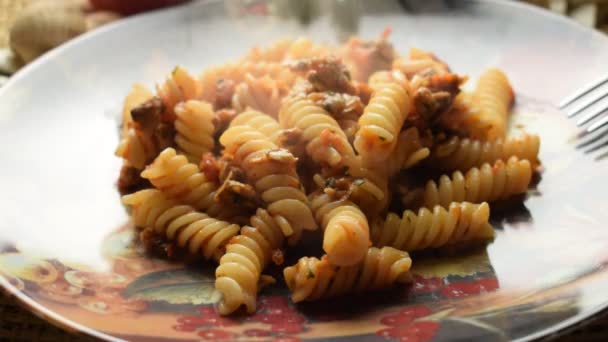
[2,0,608,341]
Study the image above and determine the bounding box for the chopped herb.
[342,166,349,173]
[307,269,315,279]
[378,136,387,141]
[325,177,336,188]
[172,66,179,75]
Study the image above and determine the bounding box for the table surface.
[1,0,608,341]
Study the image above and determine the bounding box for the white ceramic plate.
[2,1,608,341]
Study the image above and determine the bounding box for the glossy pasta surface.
[116,34,541,315]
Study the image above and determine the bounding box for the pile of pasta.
[117,33,540,315]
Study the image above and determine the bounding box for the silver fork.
[560,74,608,160]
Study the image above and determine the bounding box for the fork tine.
[583,134,608,154]
[595,148,608,161]
[559,74,608,109]
[586,114,608,133]
[567,91,608,118]
[576,104,608,126]
[576,128,608,149]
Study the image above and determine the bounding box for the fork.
[560,74,608,160]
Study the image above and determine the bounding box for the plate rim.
[1,0,608,340]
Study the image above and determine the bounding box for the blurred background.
[1,0,608,87]
[1,0,608,341]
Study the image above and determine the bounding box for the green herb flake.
[378,135,387,141]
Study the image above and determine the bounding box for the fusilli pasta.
[220,123,317,244]
[122,189,240,261]
[470,69,514,140]
[174,100,215,164]
[279,96,355,168]
[372,202,494,252]
[157,66,201,121]
[140,148,224,216]
[231,74,285,117]
[427,133,540,172]
[354,77,413,164]
[310,192,370,266]
[283,246,411,302]
[200,62,295,103]
[114,35,542,317]
[215,208,285,314]
[405,157,532,209]
[229,108,282,144]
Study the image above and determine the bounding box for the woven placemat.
[0,293,91,341]
[0,0,608,341]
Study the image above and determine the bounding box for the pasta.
[115,96,173,170]
[283,246,411,302]
[470,69,514,140]
[231,74,285,117]
[215,208,285,314]
[157,66,201,121]
[174,100,215,164]
[384,127,431,176]
[229,108,282,144]
[120,84,153,138]
[279,96,355,168]
[404,157,533,209]
[427,133,540,172]
[372,202,494,252]
[392,47,450,78]
[310,192,370,266]
[200,61,295,103]
[140,148,225,217]
[220,121,317,244]
[114,35,541,316]
[122,189,240,261]
[354,77,413,164]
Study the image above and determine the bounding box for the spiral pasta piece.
[157,66,201,121]
[229,108,282,144]
[215,208,285,314]
[115,128,151,170]
[279,96,354,168]
[428,134,540,172]
[372,202,494,252]
[343,159,390,217]
[392,47,450,78]
[283,246,411,302]
[220,124,317,243]
[408,157,532,209]
[122,189,240,261]
[232,74,284,117]
[115,96,168,170]
[174,100,215,164]
[309,193,370,266]
[120,84,153,138]
[384,127,430,177]
[141,148,224,216]
[200,62,295,102]
[354,79,413,164]
[470,69,514,140]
